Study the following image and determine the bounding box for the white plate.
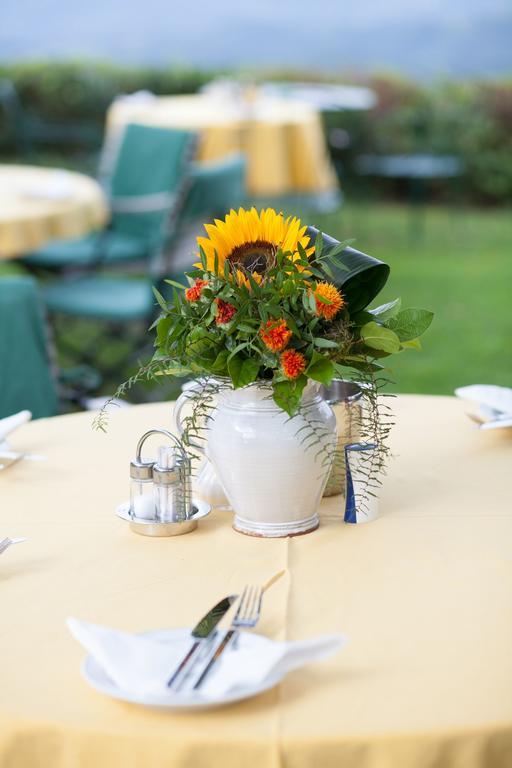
[82,627,283,710]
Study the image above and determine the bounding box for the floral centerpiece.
[101,207,433,537]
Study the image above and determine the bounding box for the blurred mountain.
[2,0,512,78]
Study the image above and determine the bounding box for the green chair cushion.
[43,276,156,322]
[0,276,58,419]
[23,231,150,270]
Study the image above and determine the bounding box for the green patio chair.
[24,123,196,272]
[0,277,58,419]
[40,125,197,382]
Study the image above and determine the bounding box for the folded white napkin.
[0,410,31,443]
[455,385,512,415]
[68,617,345,699]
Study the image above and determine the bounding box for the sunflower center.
[227,240,277,274]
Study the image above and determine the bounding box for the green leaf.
[307,290,317,313]
[401,337,422,350]
[369,298,401,321]
[164,278,186,291]
[152,286,168,312]
[156,316,172,347]
[387,308,434,342]
[307,226,390,313]
[360,321,401,354]
[272,376,307,416]
[312,337,339,349]
[314,230,324,259]
[210,349,230,373]
[306,351,335,386]
[228,355,260,388]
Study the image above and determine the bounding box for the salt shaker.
[321,380,363,497]
[130,459,156,520]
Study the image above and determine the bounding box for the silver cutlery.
[167,594,238,689]
[0,537,27,556]
[193,584,264,690]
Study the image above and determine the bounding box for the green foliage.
[360,321,401,354]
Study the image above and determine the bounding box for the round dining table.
[1,395,511,768]
[0,165,108,259]
[106,93,339,200]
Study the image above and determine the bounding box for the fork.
[192,584,263,690]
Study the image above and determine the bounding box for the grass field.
[309,201,512,394]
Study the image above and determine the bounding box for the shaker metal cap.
[153,466,179,485]
[130,460,154,481]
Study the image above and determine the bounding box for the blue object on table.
[344,443,378,524]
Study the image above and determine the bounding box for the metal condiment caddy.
[116,428,211,537]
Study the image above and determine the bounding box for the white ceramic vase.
[175,380,337,537]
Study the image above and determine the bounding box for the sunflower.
[196,207,313,284]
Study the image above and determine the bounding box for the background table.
[1,396,511,767]
[0,165,107,259]
[107,94,339,199]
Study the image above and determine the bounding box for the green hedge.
[0,60,213,122]
[324,75,512,203]
[1,61,511,203]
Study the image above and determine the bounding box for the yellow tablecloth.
[1,396,512,767]
[0,165,108,259]
[106,94,339,198]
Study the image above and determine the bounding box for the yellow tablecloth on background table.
[1,396,511,767]
[106,94,339,198]
[0,165,107,259]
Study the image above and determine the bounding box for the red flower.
[259,319,292,352]
[281,349,307,380]
[215,298,237,325]
[313,282,344,320]
[185,279,208,302]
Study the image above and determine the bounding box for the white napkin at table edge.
[0,411,32,442]
[455,385,512,418]
[67,617,346,700]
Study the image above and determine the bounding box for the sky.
[2,0,512,78]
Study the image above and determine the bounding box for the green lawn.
[309,202,512,394]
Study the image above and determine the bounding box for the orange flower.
[314,282,344,320]
[281,349,307,380]
[185,279,208,302]
[259,319,292,352]
[215,298,237,325]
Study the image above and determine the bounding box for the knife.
[166,594,238,688]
